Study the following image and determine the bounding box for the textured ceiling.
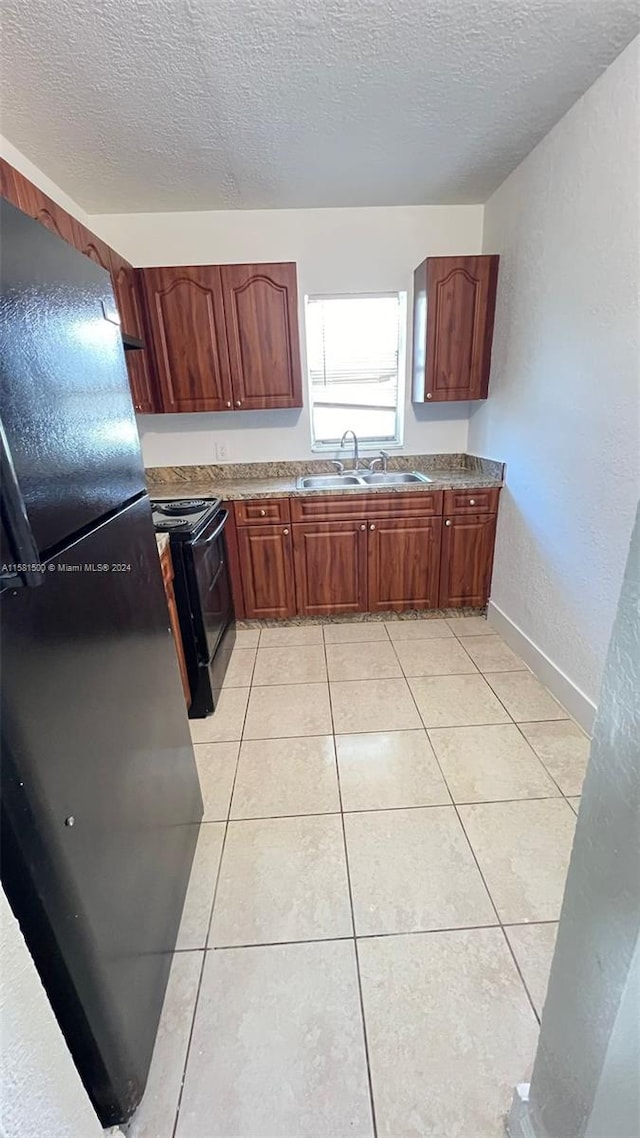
[1,0,638,213]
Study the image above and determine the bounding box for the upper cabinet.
[0,157,26,209]
[1,158,79,248]
[74,220,158,413]
[138,261,303,413]
[139,265,233,413]
[109,250,157,414]
[0,159,303,417]
[220,262,302,410]
[73,221,113,274]
[412,255,499,403]
[0,159,158,414]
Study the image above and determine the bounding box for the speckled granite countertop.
[147,454,504,503]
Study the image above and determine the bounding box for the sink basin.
[298,475,362,489]
[359,472,431,485]
[297,471,432,489]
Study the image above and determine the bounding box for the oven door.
[186,509,232,665]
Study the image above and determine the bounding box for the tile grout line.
[511,719,582,810]
[323,628,379,1138]
[402,673,545,1026]
[208,791,571,826]
[170,917,561,953]
[172,684,252,1138]
[423,655,572,1026]
[402,623,576,1026]
[190,715,577,747]
[441,641,580,811]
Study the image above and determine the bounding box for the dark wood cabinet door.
[368,516,442,612]
[293,521,368,616]
[140,266,233,413]
[439,513,497,608]
[72,221,114,273]
[0,158,30,209]
[109,249,138,336]
[237,524,295,619]
[413,255,499,403]
[220,262,302,409]
[11,176,79,247]
[110,254,158,413]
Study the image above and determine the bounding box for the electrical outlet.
[218,444,229,462]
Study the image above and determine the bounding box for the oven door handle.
[192,509,229,548]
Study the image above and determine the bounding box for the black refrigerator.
[0,201,203,1126]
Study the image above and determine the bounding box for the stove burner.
[157,499,209,516]
[155,517,190,531]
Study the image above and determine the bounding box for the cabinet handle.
[259,509,266,516]
[426,392,432,399]
[445,519,452,526]
[226,401,231,408]
[469,498,476,505]
[370,524,376,531]
[359,524,366,531]
[283,528,289,535]
[235,400,242,407]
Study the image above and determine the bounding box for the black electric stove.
[151,499,235,717]
[151,497,221,535]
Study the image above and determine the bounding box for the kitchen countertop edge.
[148,470,503,502]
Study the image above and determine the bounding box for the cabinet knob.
[283,528,289,535]
[445,519,452,526]
[226,401,232,408]
[359,524,366,531]
[370,524,376,531]
[426,392,432,400]
[235,400,242,407]
[469,498,476,505]
[259,509,266,516]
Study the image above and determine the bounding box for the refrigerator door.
[0,496,203,1125]
[0,200,146,556]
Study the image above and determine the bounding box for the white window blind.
[305,293,406,447]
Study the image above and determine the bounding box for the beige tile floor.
[129,615,590,1138]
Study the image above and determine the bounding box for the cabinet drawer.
[443,488,500,515]
[290,491,442,523]
[234,498,291,526]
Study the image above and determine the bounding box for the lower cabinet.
[368,516,442,612]
[231,491,499,618]
[292,521,368,615]
[236,524,296,619]
[439,513,497,608]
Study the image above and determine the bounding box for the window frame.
[304,290,407,453]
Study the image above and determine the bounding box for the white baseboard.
[487,602,597,735]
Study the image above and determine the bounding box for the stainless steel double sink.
[296,471,432,490]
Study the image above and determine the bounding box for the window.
[305,292,406,449]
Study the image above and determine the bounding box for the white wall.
[470,36,640,713]
[584,935,640,1138]
[0,888,108,1138]
[90,204,483,466]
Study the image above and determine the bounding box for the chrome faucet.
[368,450,389,473]
[340,429,361,472]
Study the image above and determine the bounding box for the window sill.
[311,442,404,454]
